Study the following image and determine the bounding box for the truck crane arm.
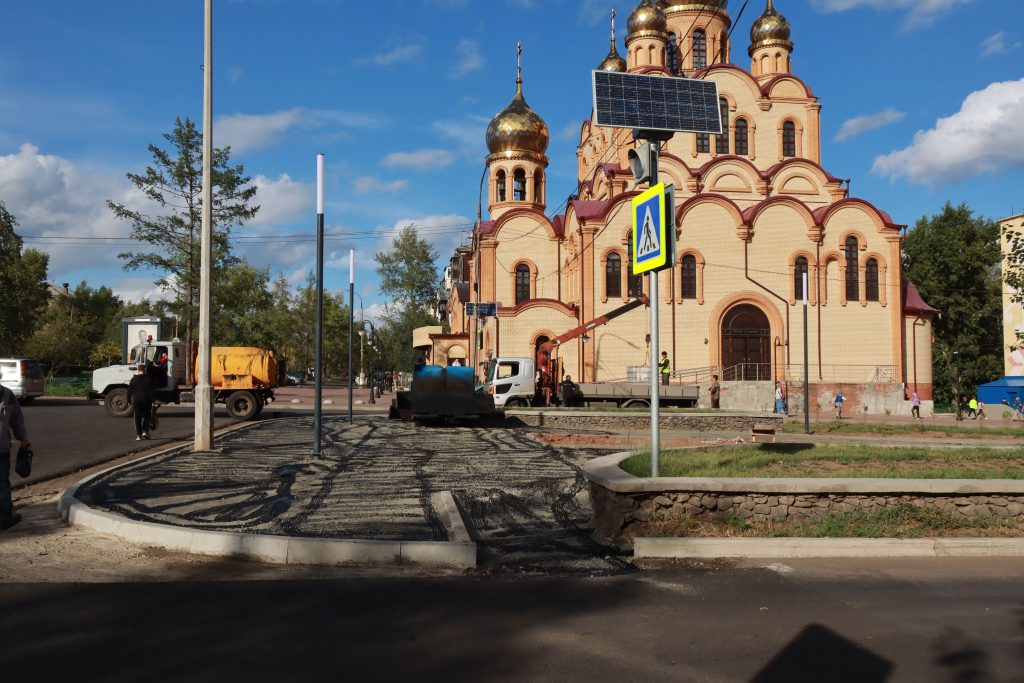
[539,295,650,355]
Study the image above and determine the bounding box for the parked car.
[285,371,306,386]
[0,358,45,404]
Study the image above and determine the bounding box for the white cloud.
[433,116,489,161]
[810,0,975,29]
[373,214,472,269]
[227,66,244,83]
[354,176,409,194]
[0,143,145,278]
[248,174,310,229]
[450,39,483,78]
[835,108,905,141]
[382,149,455,170]
[872,78,1024,185]
[981,31,1021,57]
[357,44,424,66]
[216,108,385,154]
[560,121,581,141]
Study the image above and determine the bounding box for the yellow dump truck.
[90,340,278,420]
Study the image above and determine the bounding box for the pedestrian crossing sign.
[631,182,672,274]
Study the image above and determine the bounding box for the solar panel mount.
[592,70,722,135]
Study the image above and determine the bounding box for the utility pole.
[194,0,213,452]
[803,271,810,434]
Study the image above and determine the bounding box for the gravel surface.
[69,416,633,575]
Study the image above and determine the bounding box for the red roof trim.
[812,198,903,231]
[498,298,578,317]
[902,279,939,315]
[764,157,841,184]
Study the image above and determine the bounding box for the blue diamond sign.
[631,183,673,274]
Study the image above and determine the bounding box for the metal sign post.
[348,249,355,424]
[803,271,810,435]
[313,154,324,457]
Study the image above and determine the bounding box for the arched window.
[535,170,543,204]
[626,234,643,298]
[782,121,796,158]
[734,118,749,156]
[496,170,506,202]
[513,169,526,201]
[680,254,697,299]
[865,258,879,302]
[696,133,710,154]
[716,98,729,154]
[794,256,808,301]
[692,30,707,70]
[605,253,622,299]
[515,263,531,305]
[666,33,678,74]
[844,236,859,302]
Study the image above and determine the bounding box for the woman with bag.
[0,383,30,530]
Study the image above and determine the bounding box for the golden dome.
[597,42,628,72]
[749,0,793,54]
[627,0,667,36]
[659,0,729,14]
[486,80,549,159]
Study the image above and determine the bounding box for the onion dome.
[486,79,549,159]
[627,0,667,36]
[659,0,729,13]
[749,0,793,55]
[597,9,627,72]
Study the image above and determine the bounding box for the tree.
[26,282,124,375]
[0,201,49,354]
[108,117,259,348]
[373,225,441,370]
[374,225,440,308]
[212,259,273,346]
[902,202,1002,406]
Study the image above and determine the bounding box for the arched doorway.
[721,304,771,381]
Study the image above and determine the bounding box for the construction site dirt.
[65,416,636,577]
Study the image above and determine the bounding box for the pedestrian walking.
[967,397,978,419]
[833,389,845,419]
[976,398,986,420]
[659,352,671,386]
[774,382,786,415]
[910,390,921,419]
[0,383,29,530]
[127,365,154,441]
[709,374,721,409]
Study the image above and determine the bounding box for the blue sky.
[2,0,1022,317]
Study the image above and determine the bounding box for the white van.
[0,358,45,404]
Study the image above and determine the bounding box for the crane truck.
[486,295,699,408]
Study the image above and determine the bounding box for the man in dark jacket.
[0,383,30,530]
[127,365,154,441]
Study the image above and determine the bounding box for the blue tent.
[977,377,1024,408]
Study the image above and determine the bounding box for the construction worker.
[659,351,671,386]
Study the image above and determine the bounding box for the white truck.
[486,356,699,409]
[90,340,278,420]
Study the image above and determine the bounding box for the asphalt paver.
[73,415,631,575]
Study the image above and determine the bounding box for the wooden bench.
[751,422,776,443]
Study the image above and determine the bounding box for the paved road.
[2,559,1022,682]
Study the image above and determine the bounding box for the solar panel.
[592,70,722,134]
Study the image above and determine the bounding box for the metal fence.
[670,363,900,384]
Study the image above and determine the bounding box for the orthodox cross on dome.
[611,9,617,43]
[517,41,522,84]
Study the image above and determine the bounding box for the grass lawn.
[620,443,1024,479]
[636,504,1024,538]
[782,419,1024,439]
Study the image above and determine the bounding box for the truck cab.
[90,340,188,415]
[486,357,536,408]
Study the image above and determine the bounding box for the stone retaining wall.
[509,410,783,432]
[584,452,1024,544]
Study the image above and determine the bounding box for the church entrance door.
[721,304,771,381]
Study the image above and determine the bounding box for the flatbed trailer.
[568,381,699,408]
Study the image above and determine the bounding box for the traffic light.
[627,142,655,185]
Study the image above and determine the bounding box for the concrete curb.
[58,426,477,569]
[635,536,1024,559]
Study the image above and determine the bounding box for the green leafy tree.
[0,201,49,354]
[902,202,1002,406]
[27,282,124,375]
[374,225,440,308]
[373,225,441,370]
[108,116,259,348]
[212,259,273,346]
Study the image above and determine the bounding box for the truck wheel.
[226,391,259,420]
[104,388,132,417]
[505,397,527,409]
[623,399,650,408]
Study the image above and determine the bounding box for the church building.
[437,0,937,414]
